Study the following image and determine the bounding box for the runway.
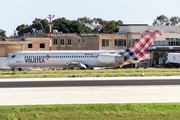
[0,77,180,105]
[1,76,180,88]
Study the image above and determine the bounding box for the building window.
[54,39,57,45]
[68,39,71,45]
[165,38,180,46]
[132,39,138,44]
[124,39,126,46]
[28,43,32,48]
[40,43,45,48]
[83,39,85,44]
[78,39,81,44]
[115,39,126,46]
[61,39,64,45]
[102,39,109,47]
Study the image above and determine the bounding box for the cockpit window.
[12,55,16,58]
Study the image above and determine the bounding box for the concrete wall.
[98,34,128,50]
[25,37,50,51]
[0,44,23,57]
[51,33,99,50]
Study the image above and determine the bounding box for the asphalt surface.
[0,77,180,88]
[1,77,180,105]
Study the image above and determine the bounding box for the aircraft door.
[16,53,21,63]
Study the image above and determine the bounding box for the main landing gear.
[10,68,22,71]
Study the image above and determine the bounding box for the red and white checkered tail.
[124,30,162,60]
[136,53,151,60]
[129,30,162,53]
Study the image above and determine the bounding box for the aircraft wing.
[66,62,87,69]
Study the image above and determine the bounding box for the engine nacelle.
[98,54,125,64]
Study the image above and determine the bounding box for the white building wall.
[119,25,180,34]
[119,26,148,34]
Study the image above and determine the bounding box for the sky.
[1,0,180,36]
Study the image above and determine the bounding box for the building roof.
[0,38,31,44]
[119,24,148,26]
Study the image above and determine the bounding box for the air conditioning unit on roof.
[53,29,58,33]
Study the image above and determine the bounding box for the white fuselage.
[3,51,124,68]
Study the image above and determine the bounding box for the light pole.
[47,14,55,51]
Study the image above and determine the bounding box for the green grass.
[1,103,180,119]
[1,68,180,78]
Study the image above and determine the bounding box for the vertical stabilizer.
[124,30,162,60]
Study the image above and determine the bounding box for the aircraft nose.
[3,59,9,67]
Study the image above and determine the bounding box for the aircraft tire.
[18,68,22,71]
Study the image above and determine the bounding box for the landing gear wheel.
[18,68,22,71]
[11,67,15,71]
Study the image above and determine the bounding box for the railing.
[23,33,48,37]
[153,41,169,46]
[153,41,180,46]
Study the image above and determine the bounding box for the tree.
[32,18,49,33]
[16,24,26,32]
[153,15,169,26]
[16,18,50,37]
[170,16,180,26]
[100,20,123,33]
[16,24,30,36]
[32,21,44,32]
[15,17,123,36]
[52,17,92,34]
[16,25,32,36]
[77,17,93,28]
[0,29,6,37]
[77,17,123,33]
[92,18,107,33]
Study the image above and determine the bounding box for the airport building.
[118,24,180,67]
[1,24,180,69]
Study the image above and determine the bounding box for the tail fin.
[128,30,162,53]
[124,30,162,60]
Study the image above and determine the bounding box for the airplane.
[3,30,162,70]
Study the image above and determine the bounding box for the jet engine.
[98,54,125,64]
